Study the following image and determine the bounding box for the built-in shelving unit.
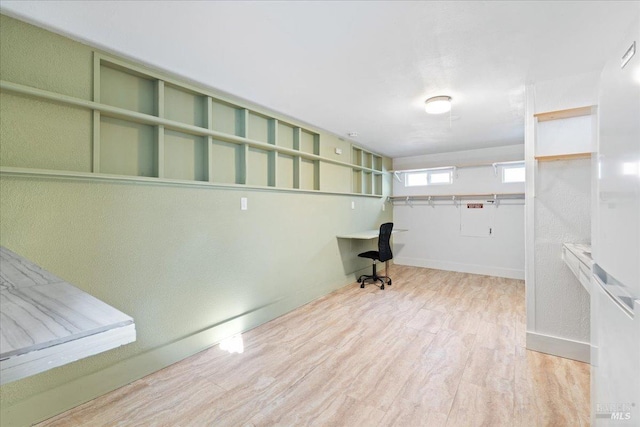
[351,146,383,195]
[0,52,388,197]
[534,105,596,160]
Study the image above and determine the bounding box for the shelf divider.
[267,119,278,187]
[156,80,165,178]
[92,53,101,173]
[156,126,165,178]
[313,133,320,191]
[236,109,249,185]
[92,111,101,173]
[155,80,164,118]
[204,96,214,182]
[293,127,302,189]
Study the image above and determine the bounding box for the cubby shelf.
[1,51,387,197]
[350,146,383,195]
[533,105,595,161]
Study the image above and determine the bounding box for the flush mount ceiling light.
[424,96,452,114]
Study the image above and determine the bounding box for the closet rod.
[388,192,524,201]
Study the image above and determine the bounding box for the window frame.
[404,168,454,187]
[501,163,525,183]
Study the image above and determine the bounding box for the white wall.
[394,144,524,170]
[534,159,591,340]
[392,146,525,279]
[533,71,599,113]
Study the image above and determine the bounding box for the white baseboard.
[526,331,591,363]
[394,256,525,280]
[0,276,355,427]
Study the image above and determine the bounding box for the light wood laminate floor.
[38,266,590,426]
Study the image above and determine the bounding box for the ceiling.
[1,1,638,158]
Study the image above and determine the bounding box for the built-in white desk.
[337,229,407,277]
[0,247,136,385]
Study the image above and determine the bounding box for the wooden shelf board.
[535,153,592,162]
[534,106,595,122]
[0,80,386,176]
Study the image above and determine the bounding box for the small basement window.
[502,164,525,183]
[405,169,453,186]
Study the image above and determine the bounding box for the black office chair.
[357,222,393,290]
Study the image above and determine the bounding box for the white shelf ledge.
[562,243,593,295]
[0,166,384,198]
[0,80,385,175]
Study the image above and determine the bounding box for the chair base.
[357,262,392,290]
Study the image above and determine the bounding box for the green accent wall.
[0,14,392,426]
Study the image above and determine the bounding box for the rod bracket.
[405,196,413,208]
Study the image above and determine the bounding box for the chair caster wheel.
[357,278,361,283]
[388,280,392,286]
[360,284,365,288]
[381,285,385,290]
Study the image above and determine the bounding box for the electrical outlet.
[335,147,343,155]
[241,197,248,210]
[351,201,355,210]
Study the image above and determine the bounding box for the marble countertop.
[1,246,135,383]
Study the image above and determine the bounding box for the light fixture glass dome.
[425,96,452,114]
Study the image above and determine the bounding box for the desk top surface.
[337,229,408,240]
[0,247,134,360]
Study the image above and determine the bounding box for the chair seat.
[358,250,380,260]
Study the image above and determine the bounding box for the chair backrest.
[378,222,394,262]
